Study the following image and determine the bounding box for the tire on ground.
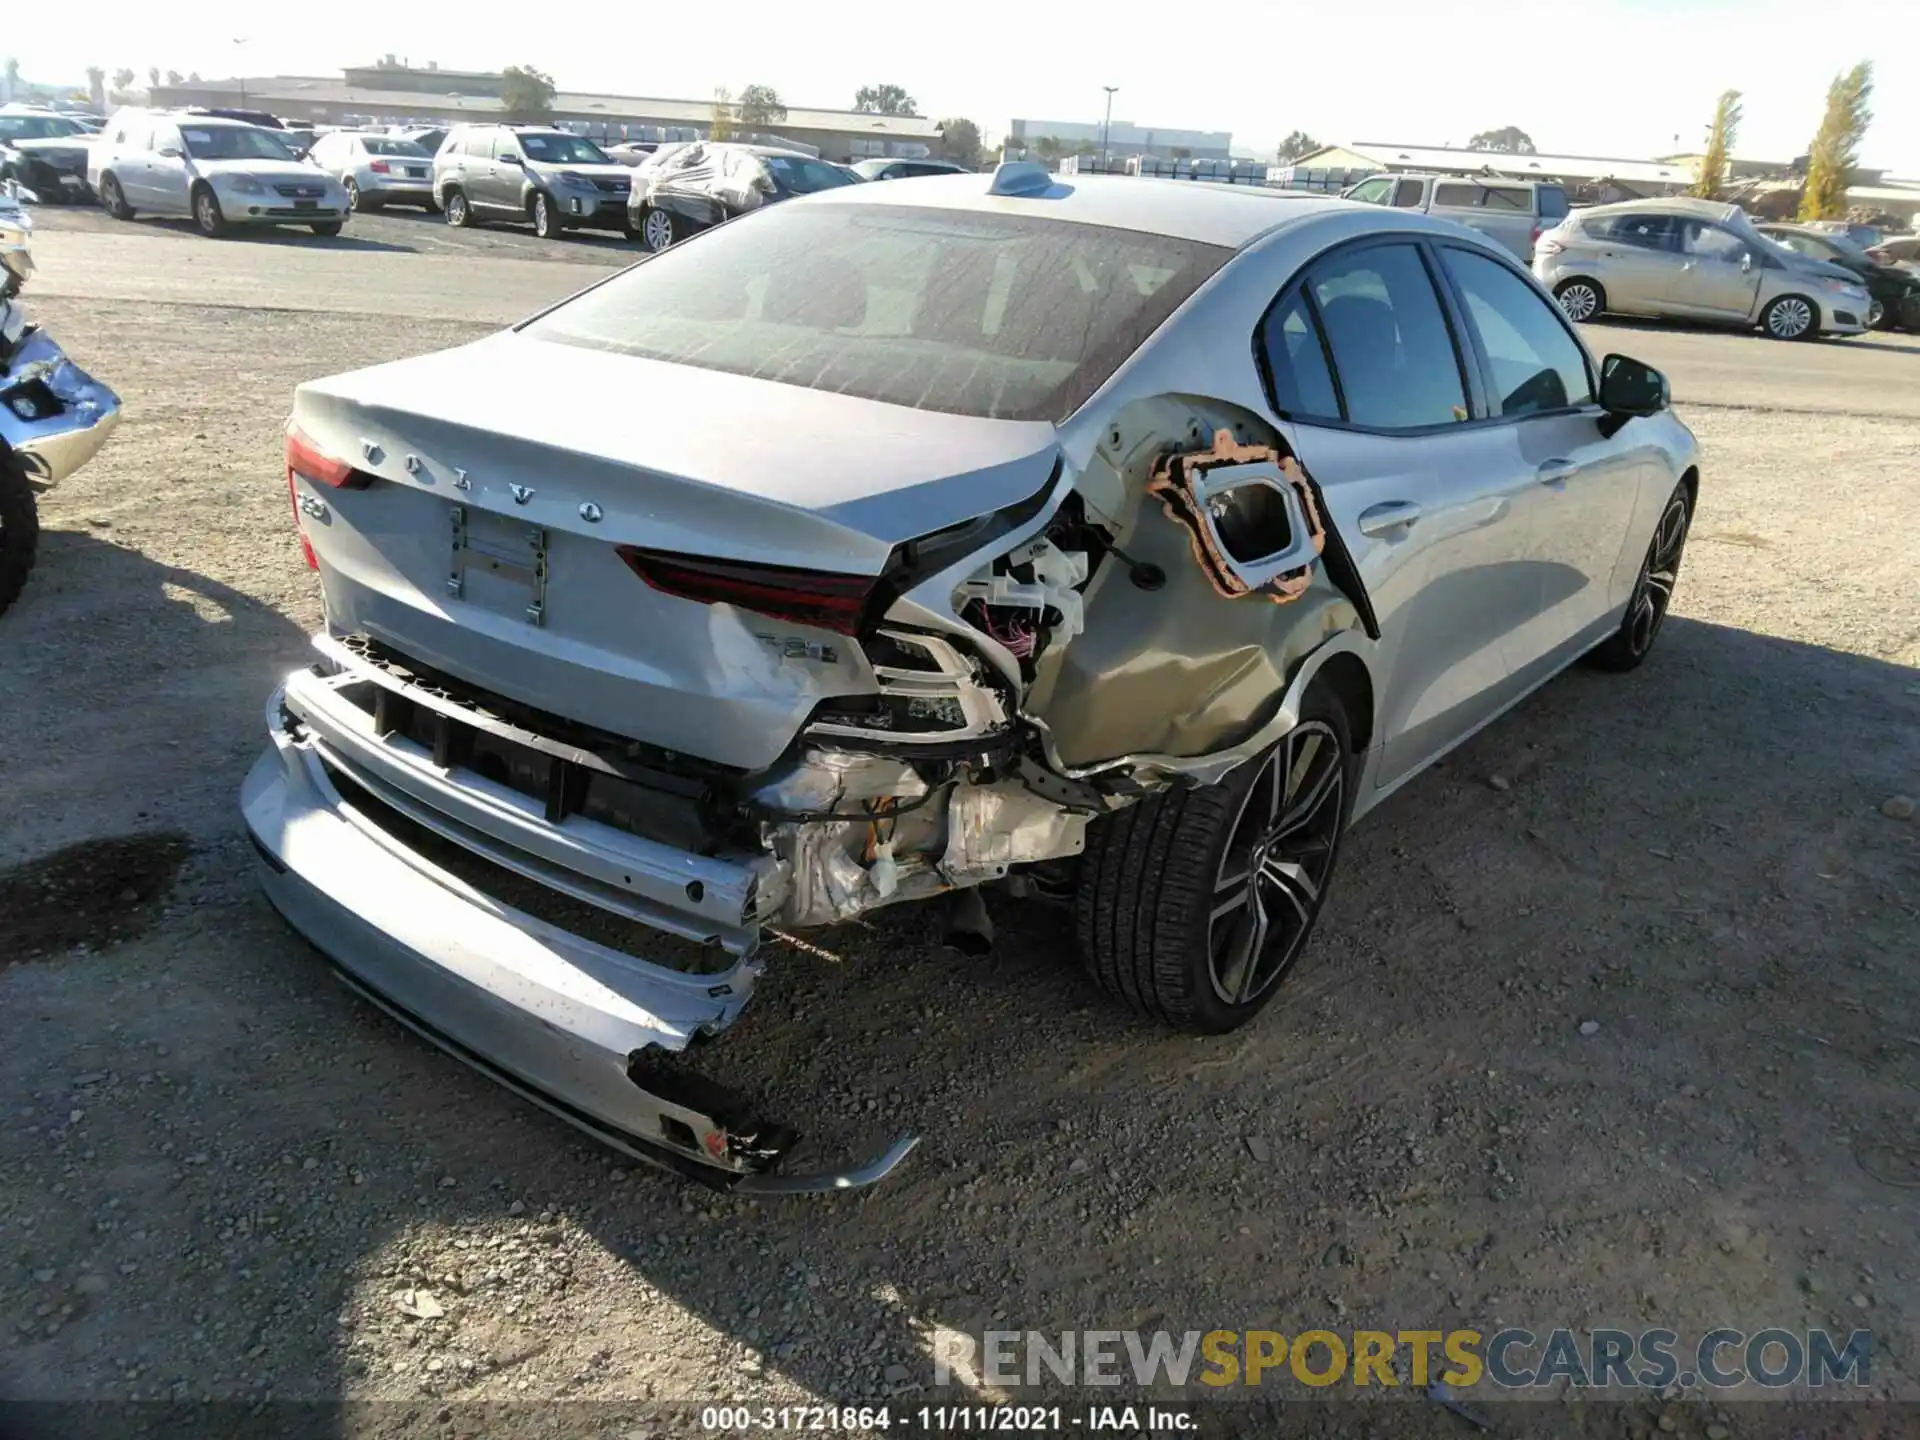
[1073,685,1355,1034]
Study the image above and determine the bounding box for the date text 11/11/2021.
[699,1404,1197,1431]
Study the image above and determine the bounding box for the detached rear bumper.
[241,675,917,1192]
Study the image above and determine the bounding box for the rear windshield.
[362,136,428,157]
[526,204,1233,421]
[762,154,855,194]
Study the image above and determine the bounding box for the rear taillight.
[369,160,391,174]
[617,547,876,636]
[285,422,371,571]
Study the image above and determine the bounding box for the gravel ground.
[1,215,1917,1438]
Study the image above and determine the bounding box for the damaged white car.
[244,163,1699,1190]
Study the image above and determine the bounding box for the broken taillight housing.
[616,547,876,636]
[285,422,371,571]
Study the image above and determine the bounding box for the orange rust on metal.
[1146,428,1327,604]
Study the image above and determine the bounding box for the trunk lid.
[290,332,1060,771]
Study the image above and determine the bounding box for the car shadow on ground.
[4,603,1917,1436]
[0,530,316,862]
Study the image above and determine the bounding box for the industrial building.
[147,63,944,163]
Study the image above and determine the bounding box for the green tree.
[709,87,735,142]
[1276,130,1319,163]
[111,67,135,96]
[1467,125,1536,154]
[147,65,160,89]
[736,83,786,130]
[499,64,557,123]
[165,70,183,86]
[1799,61,1873,221]
[1689,89,1742,199]
[853,83,918,117]
[937,117,983,168]
[1031,135,1063,167]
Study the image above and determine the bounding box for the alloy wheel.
[446,193,467,226]
[643,209,674,252]
[1558,282,1600,322]
[1627,489,1690,657]
[1767,296,1813,339]
[1867,298,1885,329]
[534,195,553,237]
[344,179,360,212]
[1206,721,1346,1007]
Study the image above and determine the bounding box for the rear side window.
[1482,185,1530,211]
[1537,185,1569,220]
[1304,244,1468,429]
[1598,213,1678,250]
[1390,179,1425,208]
[1256,290,1340,422]
[1432,182,1480,208]
[1438,247,1592,416]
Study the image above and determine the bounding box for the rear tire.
[0,454,41,619]
[640,205,676,253]
[100,172,134,221]
[1073,687,1355,1033]
[1761,293,1816,340]
[343,178,362,212]
[192,185,227,238]
[443,188,471,228]
[1554,277,1605,323]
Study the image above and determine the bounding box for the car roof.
[806,170,1354,248]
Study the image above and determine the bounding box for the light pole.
[233,37,250,108]
[1100,86,1118,169]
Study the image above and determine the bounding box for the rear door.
[1255,239,1549,785]
[1433,242,1647,667]
[1584,212,1683,314]
[1668,219,1763,319]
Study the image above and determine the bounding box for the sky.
[6,0,1917,175]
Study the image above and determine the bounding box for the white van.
[1342,173,1570,263]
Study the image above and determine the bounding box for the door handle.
[1357,500,1423,537]
[1536,459,1578,487]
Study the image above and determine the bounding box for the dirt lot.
[2,211,1918,1437]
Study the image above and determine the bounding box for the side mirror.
[157,145,183,159]
[497,152,521,166]
[1598,354,1668,433]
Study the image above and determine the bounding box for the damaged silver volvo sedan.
[244,163,1699,1190]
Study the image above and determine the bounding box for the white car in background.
[305,130,436,211]
[88,109,350,238]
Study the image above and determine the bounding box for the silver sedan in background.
[305,130,436,212]
[248,167,1700,1190]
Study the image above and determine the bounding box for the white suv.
[88,110,349,238]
